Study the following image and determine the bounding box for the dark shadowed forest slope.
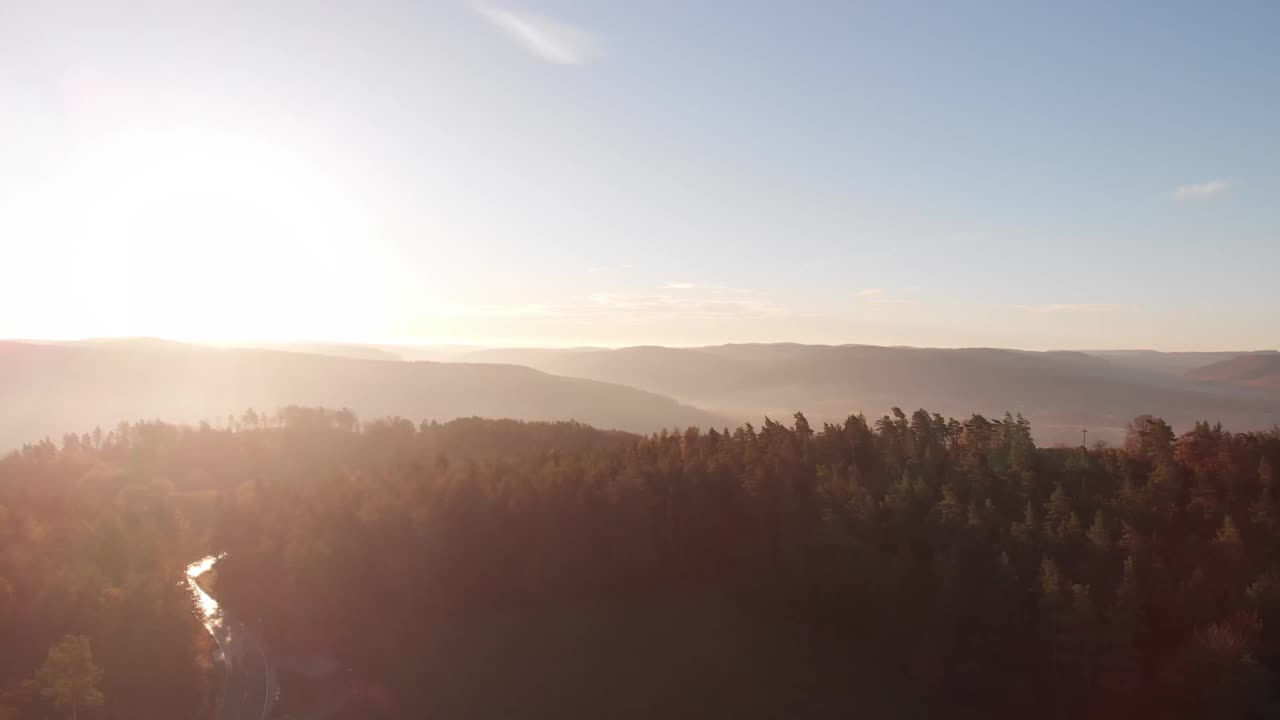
[3,410,1279,718]
[0,434,212,719]
[1188,354,1280,389]
[462,344,1280,444]
[0,341,720,449]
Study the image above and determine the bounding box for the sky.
[1,1,1277,350]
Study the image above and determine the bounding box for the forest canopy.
[1,407,1278,718]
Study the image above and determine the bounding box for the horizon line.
[4,335,1277,355]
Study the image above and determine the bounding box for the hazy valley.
[5,339,1279,451]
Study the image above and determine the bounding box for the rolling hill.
[1187,353,1280,389]
[462,344,1280,444]
[1086,349,1279,376]
[0,341,720,449]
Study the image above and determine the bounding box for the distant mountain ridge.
[224,341,406,362]
[0,341,720,450]
[461,344,1280,444]
[6,339,1278,450]
[1086,349,1279,376]
[1187,353,1280,388]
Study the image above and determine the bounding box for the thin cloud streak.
[660,281,728,290]
[475,5,601,65]
[428,286,786,323]
[1016,303,1139,314]
[585,292,786,321]
[1174,180,1228,201]
[855,288,920,308]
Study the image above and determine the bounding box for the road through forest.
[187,557,275,720]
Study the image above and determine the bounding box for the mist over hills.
[1187,353,1280,389]
[222,341,407,362]
[5,338,1278,450]
[1085,349,1280,377]
[0,341,719,449]
[462,344,1280,444]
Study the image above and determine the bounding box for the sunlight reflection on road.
[186,554,226,630]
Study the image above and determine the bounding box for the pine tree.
[966,501,985,531]
[1065,513,1086,544]
[1212,515,1247,598]
[936,484,964,525]
[1215,515,1243,548]
[27,635,104,720]
[1012,500,1040,545]
[1068,583,1098,682]
[1087,509,1111,552]
[1250,457,1278,537]
[1039,557,1094,715]
[1046,484,1074,538]
[1099,557,1142,704]
[1040,556,1065,617]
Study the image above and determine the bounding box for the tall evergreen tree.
[27,636,104,720]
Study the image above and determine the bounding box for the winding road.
[187,557,276,720]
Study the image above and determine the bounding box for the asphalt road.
[188,558,275,720]
[215,619,273,720]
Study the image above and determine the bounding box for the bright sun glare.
[8,128,384,342]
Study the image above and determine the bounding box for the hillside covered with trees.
[0,341,720,450]
[2,407,1279,718]
[460,344,1280,445]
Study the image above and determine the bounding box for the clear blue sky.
[1,1,1277,349]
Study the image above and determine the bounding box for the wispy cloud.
[431,286,785,323]
[855,288,920,309]
[1174,180,1228,202]
[583,291,785,321]
[660,281,728,290]
[585,263,633,274]
[475,5,601,65]
[1016,303,1139,314]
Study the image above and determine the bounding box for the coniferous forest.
[2,407,1279,718]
